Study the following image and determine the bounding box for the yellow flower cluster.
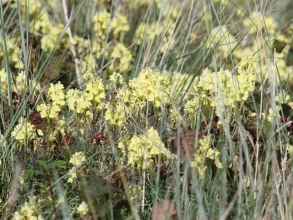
[75,12,130,73]
[135,22,176,53]
[262,106,281,123]
[129,0,180,19]
[199,69,234,106]
[105,69,170,126]
[243,11,277,35]
[32,11,52,35]
[66,89,87,114]
[234,57,257,101]
[275,90,291,104]
[0,69,8,94]
[265,51,293,83]
[83,72,106,110]
[13,0,52,35]
[104,85,130,127]
[48,81,66,106]
[128,68,170,109]
[11,0,41,16]
[67,151,86,183]
[41,24,68,52]
[111,14,130,36]
[109,72,124,87]
[109,43,132,73]
[156,0,180,19]
[184,96,201,121]
[0,37,24,69]
[168,73,204,124]
[69,151,86,166]
[118,127,171,169]
[128,184,142,202]
[67,167,78,184]
[198,62,255,108]
[37,82,65,120]
[169,108,184,127]
[93,11,130,41]
[35,80,89,142]
[12,196,43,220]
[0,71,40,105]
[66,73,105,116]
[183,57,256,123]
[11,117,38,147]
[77,201,89,216]
[11,49,24,70]
[191,136,222,179]
[37,103,60,120]
[168,72,200,99]
[15,71,40,95]
[93,11,112,40]
[80,54,97,73]
[105,103,126,127]
[204,26,239,59]
[0,1,55,70]
[248,38,293,84]
[275,24,293,45]
[66,89,91,114]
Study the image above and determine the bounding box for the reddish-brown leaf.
[172,124,204,163]
[152,200,177,220]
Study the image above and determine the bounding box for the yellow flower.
[120,127,171,169]
[11,117,37,146]
[41,24,68,52]
[191,135,222,179]
[67,167,77,183]
[48,82,65,106]
[204,26,238,58]
[66,73,105,115]
[105,103,126,127]
[69,152,86,166]
[49,103,61,119]
[109,43,132,73]
[12,196,43,220]
[111,14,130,36]
[77,202,89,216]
[93,11,111,40]
[15,71,40,95]
[243,11,277,35]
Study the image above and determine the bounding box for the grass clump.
[1,0,293,219]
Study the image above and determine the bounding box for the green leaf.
[24,169,43,178]
[79,176,118,201]
[48,160,66,169]
[37,160,48,169]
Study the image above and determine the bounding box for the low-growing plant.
[1,0,293,219]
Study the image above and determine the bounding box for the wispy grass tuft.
[1,0,293,219]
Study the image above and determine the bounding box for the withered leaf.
[28,110,46,130]
[152,200,177,220]
[244,116,272,142]
[171,124,205,163]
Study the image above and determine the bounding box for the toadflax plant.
[1,0,293,219]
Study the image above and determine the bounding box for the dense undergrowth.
[1,0,293,219]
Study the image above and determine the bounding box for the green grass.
[1,0,293,219]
